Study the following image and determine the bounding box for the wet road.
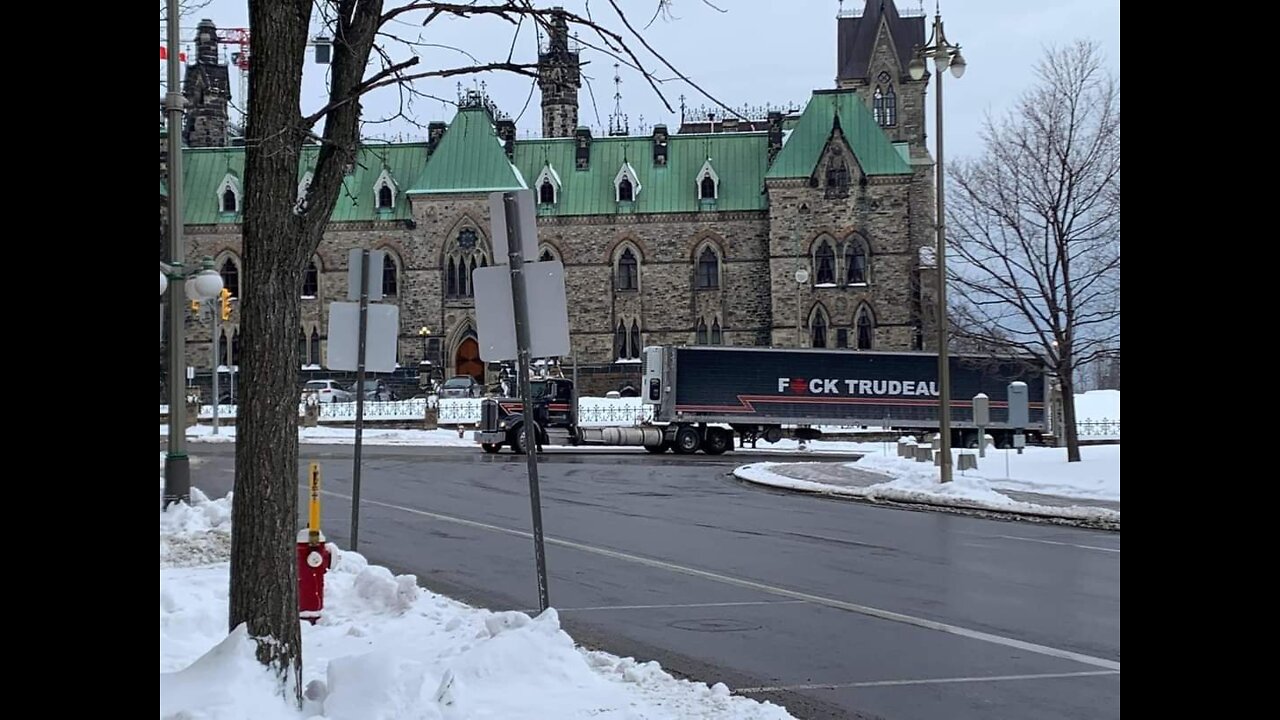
[179,442,1120,720]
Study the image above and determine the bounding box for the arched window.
[630,320,641,360]
[856,306,875,350]
[382,254,398,296]
[696,319,708,345]
[885,85,897,126]
[711,318,722,345]
[230,328,241,366]
[378,184,394,210]
[309,328,320,365]
[845,237,868,285]
[444,227,489,300]
[618,177,634,202]
[298,332,307,366]
[873,86,885,125]
[540,248,555,262]
[219,258,239,297]
[700,175,716,200]
[539,180,556,204]
[696,246,719,289]
[615,321,627,360]
[221,187,237,213]
[616,248,638,291]
[302,261,318,297]
[218,330,229,367]
[814,240,836,285]
[810,307,829,348]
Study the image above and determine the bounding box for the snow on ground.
[737,442,1119,522]
[160,491,796,720]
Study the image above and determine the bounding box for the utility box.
[1007,382,1029,428]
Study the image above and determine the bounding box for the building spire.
[608,63,629,136]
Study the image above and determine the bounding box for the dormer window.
[614,161,641,203]
[534,163,561,205]
[295,171,313,215]
[695,158,719,202]
[373,168,397,211]
[217,174,241,214]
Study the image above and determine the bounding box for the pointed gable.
[766,89,911,180]
[407,107,525,195]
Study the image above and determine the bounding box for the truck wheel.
[482,443,502,454]
[702,429,731,455]
[644,442,669,454]
[512,424,540,454]
[673,426,702,454]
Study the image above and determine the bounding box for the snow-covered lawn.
[160,491,795,720]
[737,442,1119,522]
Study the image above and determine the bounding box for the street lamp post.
[909,10,965,483]
[794,267,809,348]
[161,257,223,505]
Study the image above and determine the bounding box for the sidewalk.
[735,453,1120,528]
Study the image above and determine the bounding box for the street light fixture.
[418,326,432,361]
[909,9,965,483]
[161,256,223,505]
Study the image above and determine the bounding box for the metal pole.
[934,30,953,484]
[350,249,371,550]
[163,0,190,506]
[211,311,220,434]
[504,192,550,613]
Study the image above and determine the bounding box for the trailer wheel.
[482,443,502,454]
[702,428,731,455]
[673,426,702,454]
[644,442,669,454]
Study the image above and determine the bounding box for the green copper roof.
[514,132,768,216]
[160,179,167,198]
[766,89,911,179]
[180,144,425,224]
[407,108,524,194]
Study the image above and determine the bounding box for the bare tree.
[947,40,1119,462]
[231,0,730,702]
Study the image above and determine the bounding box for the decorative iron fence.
[1076,418,1120,437]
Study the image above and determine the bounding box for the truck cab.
[474,377,577,453]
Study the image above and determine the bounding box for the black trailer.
[475,345,1048,454]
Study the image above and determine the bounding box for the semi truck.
[474,345,1048,455]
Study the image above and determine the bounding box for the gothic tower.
[182,18,231,148]
[537,8,581,138]
[835,0,928,153]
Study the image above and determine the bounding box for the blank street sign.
[347,249,385,302]
[474,260,571,362]
[326,301,400,373]
[488,190,538,264]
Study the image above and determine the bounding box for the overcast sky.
[165,0,1120,161]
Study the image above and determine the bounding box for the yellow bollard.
[308,462,321,545]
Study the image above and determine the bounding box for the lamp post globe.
[161,271,168,296]
[192,267,224,299]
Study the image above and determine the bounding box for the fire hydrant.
[297,462,331,624]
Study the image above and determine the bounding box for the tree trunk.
[230,0,311,703]
[1059,364,1081,462]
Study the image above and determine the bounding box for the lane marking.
[994,535,1120,554]
[541,600,809,612]
[323,489,1121,672]
[736,670,1120,692]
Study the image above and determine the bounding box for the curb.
[733,466,1120,531]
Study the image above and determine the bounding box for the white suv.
[302,379,353,403]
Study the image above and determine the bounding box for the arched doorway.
[455,337,483,382]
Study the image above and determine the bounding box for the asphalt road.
[176,442,1120,720]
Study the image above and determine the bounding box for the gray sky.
[167,0,1120,161]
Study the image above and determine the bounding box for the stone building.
[163,1,939,395]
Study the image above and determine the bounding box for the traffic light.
[189,299,201,315]
[219,288,233,321]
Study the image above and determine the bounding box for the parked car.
[349,379,397,401]
[301,379,353,404]
[439,375,484,398]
